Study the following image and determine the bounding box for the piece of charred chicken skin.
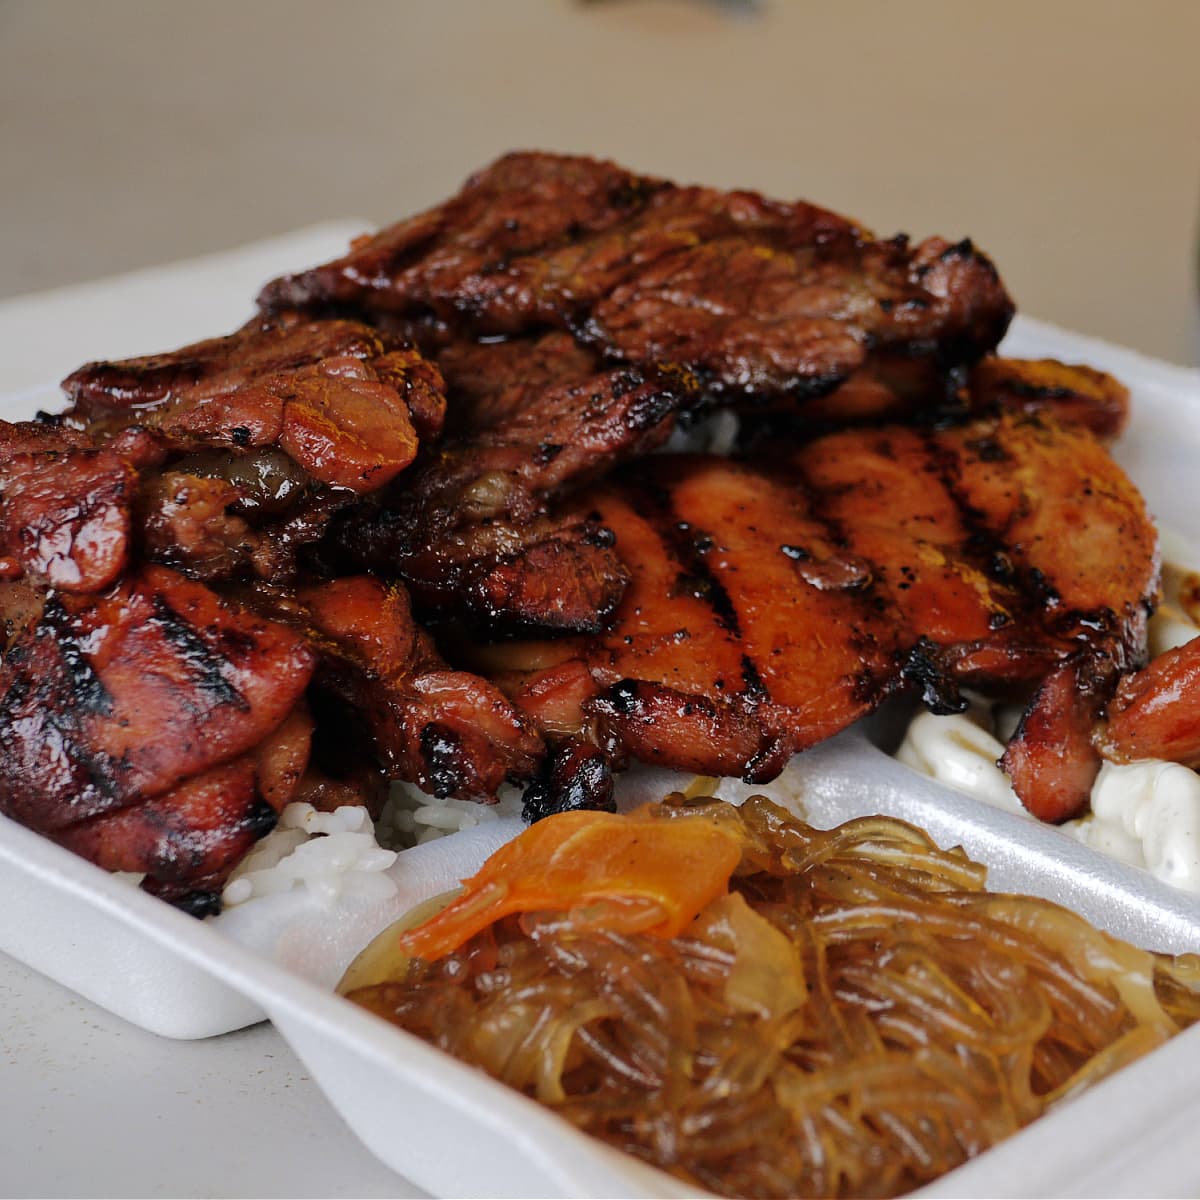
[484,410,1156,823]
[259,151,1015,403]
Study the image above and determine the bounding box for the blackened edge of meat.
[522,737,615,823]
[900,638,968,714]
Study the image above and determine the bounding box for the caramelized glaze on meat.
[0,154,1161,904]
[249,575,543,800]
[259,152,1014,400]
[500,413,1156,820]
[967,357,1130,439]
[0,566,316,831]
[45,316,447,589]
[332,331,697,632]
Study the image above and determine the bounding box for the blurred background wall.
[2,0,1198,363]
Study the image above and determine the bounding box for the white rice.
[375,780,525,846]
[220,784,524,909]
[222,802,398,909]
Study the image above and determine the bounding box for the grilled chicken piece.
[789,410,1155,824]
[56,704,314,912]
[789,413,1155,696]
[967,357,1130,439]
[0,566,316,906]
[776,356,1131,438]
[332,332,696,633]
[48,316,446,584]
[501,454,899,780]
[0,423,167,592]
[63,313,439,494]
[0,565,316,830]
[1097,636,1200,768]
[494,413,1156,821]
[250,575,544,801]
[259,151,1014,402]
[54,756,270,912]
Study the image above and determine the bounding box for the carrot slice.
[398,807,744,960]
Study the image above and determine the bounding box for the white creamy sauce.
[896,708,1024,815]
[895,533,1200,893]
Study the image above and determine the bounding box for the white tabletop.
[1,2,1198,1196]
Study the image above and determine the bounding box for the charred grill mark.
[739,653,769,703]
[920,425,1128,656]
[772,454,893,679]
[521,737,615,823]
[916,427,1047,630]
[0,620,124,814]
[900,637,967,713]
[164,889,223,918]
[38,597,111,717]
[149,594,249,712]
[630,477,743,638]
[419,722,466,799]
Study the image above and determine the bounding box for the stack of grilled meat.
[0,153,1156,911]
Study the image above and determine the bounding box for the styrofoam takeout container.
[1,229,1200,1198]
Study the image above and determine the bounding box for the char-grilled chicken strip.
[0,565,316,831]
[770,356,1131,437]
[493,454,899,782]
[259,152,1014,402]
[794,411,1156,821]
[494,413,1156,822]
[330,331,697,633]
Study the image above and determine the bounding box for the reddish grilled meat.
[0,565,316,830]
[63,314,440,492]
[0,566,317,907]
[249,575,544,800]
[495,412,1156,821]
[258,152,1014,401]
[499,454,899,781]
[966,357,1130,440]
[775,355,1131,437]
[1097,636,1200,768]
[47,316,446,585]
[332,331,696,632]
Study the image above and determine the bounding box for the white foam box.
[1,227,1199,1197]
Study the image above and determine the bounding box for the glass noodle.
[345,796,1200,1199]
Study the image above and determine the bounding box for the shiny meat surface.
[775,355,1132,436]
[333,331,696,633]
[0,448,136,592]
[499,413,1156,819]
[62,313,389,418]
[1100,637,1200,768]
[252,576,544,801]
[0,565,316,831]
[507,454,899,779]
[967,357,1130,439]
[39,316,448,587]
[0,566,316,904]
[63,315,440,497]
[259,151,1014,400]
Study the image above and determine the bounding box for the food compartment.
[2,237,1200,1197]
